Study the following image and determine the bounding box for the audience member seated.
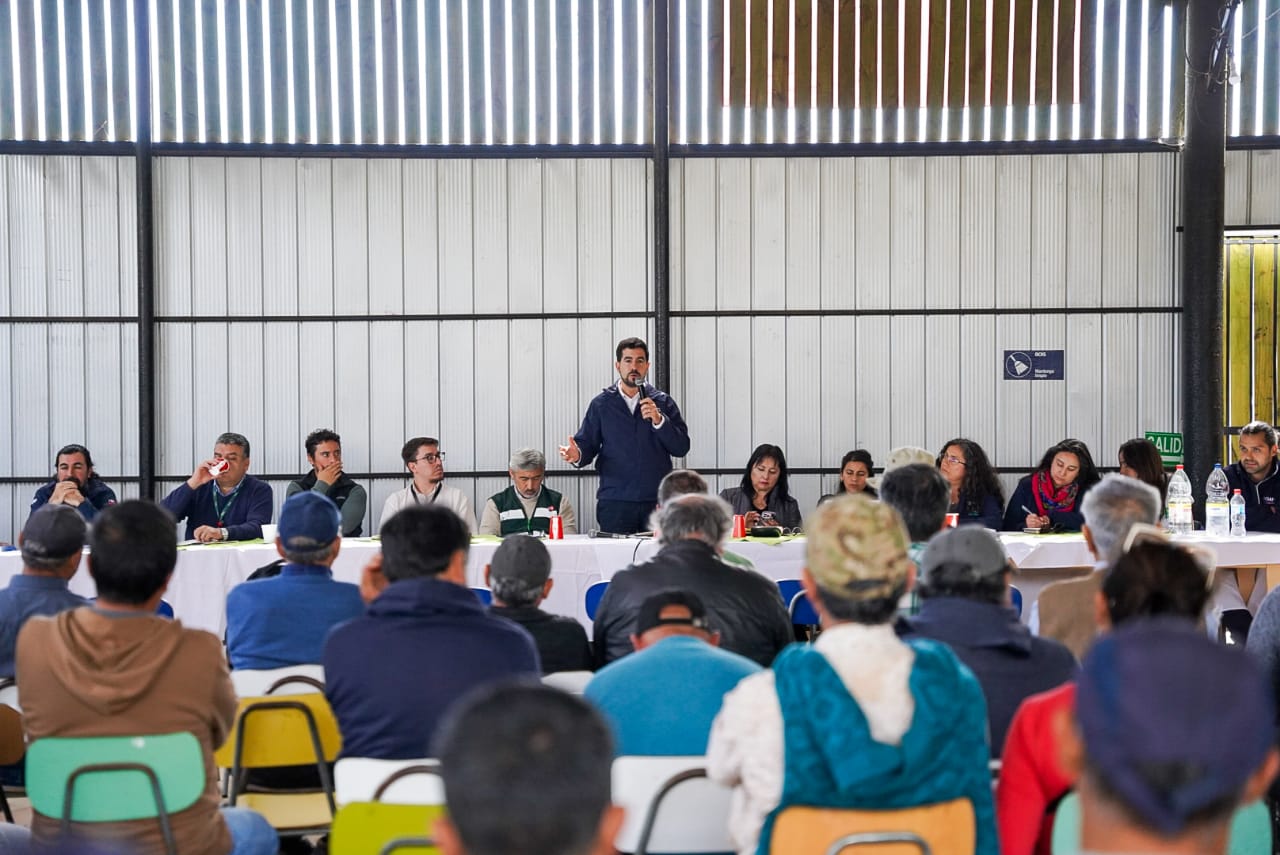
[585,589,759,755]
[656,469,756,572]
[486,535,592,674]
[707,495,996,855]
[818,449,877,504]
[900,526,1077,755]
[161,431,274,542]
[0,505,90,678]
[878,463,950,620]
[718,443,803,530]
[998,534,1212,855]
[324,504,538,759]
[1002,438,1101,532]
[379,437,475,533]
[1116,436,1168,505]
[16,500,277,855]
[1215,421,1280,631]
[433,684,623,855]
[1031,474,1162,658]
[936,437,1004,529]
[225,492,363,671]
[28,443,117,522]
[592,494,792,668]
[479,448,577,536]
[1061,620,1276,855]
[285,428,368,537]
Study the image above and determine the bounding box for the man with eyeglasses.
[379,437,475,534]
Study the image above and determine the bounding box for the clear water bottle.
[1205,463,1230,536]
[1231,489,1247,536]
[1166,465,1194,534]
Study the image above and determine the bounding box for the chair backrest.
[585,581,609,620]
[611,756,734,854]
[470,587,493,606]
[789,591,820,626]
[0,678,18,711]
[335,758,445,807]
[1050,792,1271,855]
[824,832,932,855]
[27,732,206,823]
[230,664,325,698]
[769,799,974,855]
[541,670,594,694]
[777,579,803,609]
[330,802,442,854]
[1009,585,1023,618]
[213,693,343,770]
[0,705,25,765]
[156,599,175,619]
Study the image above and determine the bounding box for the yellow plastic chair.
[330,763,445,855]
[213,692,342,838]
[768,799,975,855]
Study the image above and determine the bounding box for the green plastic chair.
[26,732,206,855]
[1051,791,1271,854]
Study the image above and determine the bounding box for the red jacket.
[996,683,1077,855]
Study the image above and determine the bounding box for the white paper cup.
[260,524,278,542]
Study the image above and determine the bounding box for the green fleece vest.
[493,485,565,535]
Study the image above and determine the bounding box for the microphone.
[589,529,630,539]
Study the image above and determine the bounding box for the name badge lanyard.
[412,483,444,505]
[212,483,243,526]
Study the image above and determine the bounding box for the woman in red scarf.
[1001,439,1101,532]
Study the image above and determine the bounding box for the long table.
[2,532,1278,638]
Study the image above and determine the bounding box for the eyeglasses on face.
[943,455,967,466]
[414,452,446,464]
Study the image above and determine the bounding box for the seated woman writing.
[1002,439,1100,532]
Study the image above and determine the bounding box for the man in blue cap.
[225,491,364,670]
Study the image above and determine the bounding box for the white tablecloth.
[3,532,1278,637]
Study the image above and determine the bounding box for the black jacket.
[592,539,793,668]
[490,604,594,674]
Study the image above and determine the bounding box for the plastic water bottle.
[1205,464,1230,536]
[1166,465,1194,534]
[1231,489,1247,537]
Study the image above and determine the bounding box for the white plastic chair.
[229,664,325,699]
[611,756,734,854]
[541,670,594,694]
[334,757,444,807]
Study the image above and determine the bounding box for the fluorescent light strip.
[919,0,929,141]
[505,0,515,145]
[1255,0,1266,137]
[725,0,732,144]
[57,0,69,140]
[1071,0,1081,139]
[440,0,450,143]
[1004,0,1014,141]
[351,0,362,144]
[482,0,493,145]
[1027,0,1037,140]
[262,0,273,144]
[194,0,206,142]
[105,0,115,139]
[548,0,556,145]
[82,0,94,139]
[286,0,296,144]
[126,0,136,139]
[462,0,472,145]
[1231,8,1241,137]
[1161,2,1171,139]
[420,0,428,143]
[147,0,157,141]
[1093,0,1102,139]
[614,0,623,144]
[240,0,250,142]
[570,0,578,145]
[853,0,860,143]
[376,0,387,145]
[767,0,774,143]
[330,0,340,143]
[897,0,905,142]
[10,1,21,140]
[831,0,839,142]
[1115,0,1126,138]
[635,0,643,144]
[743,0,751,141]
[396,0,406,145]
[679,0,687,144]
[172,0,182,140]
[983,0,993,141]
[528,0,536,143]
[875,0,882,143]
[961,0,971,143]
[1049,0,1059,139]
[702,0,710,145]
[787,0,795,144]
[218,0,231,142]
[811,0,817,143]
[1137,0,1148,138]
[593,0,601,144]
[308,1,318,144]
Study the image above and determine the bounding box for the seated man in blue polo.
[479,448,576,536]
[0,504,90,677]
[225,492,363,670]
[161,431,273,542]
[585,589,759,755]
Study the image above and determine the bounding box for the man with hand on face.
[161,432,274,543]
[479,448,576,536]
[559,337,690,535]
[286,428,368,537]
[29,443,117,522]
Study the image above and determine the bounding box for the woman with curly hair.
[1002,439,1101,532]
[936,438,1004,529]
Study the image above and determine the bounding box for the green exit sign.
[1145,431,1183,466]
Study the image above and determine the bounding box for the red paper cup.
[945,513,959,528]
[549,515,564,540]
[732,515,747,538]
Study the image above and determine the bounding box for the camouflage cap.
[805,494,913,601]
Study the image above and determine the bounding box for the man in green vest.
[479,448,577,537]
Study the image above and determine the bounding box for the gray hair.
[282,541,339,567]
[1081,474,1163,563]
[490,575,543,608]
[508,448,545,471]
[653,493,732,547]
[215,431,251,458]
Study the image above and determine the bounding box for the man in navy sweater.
[161,432,274,542]
[559,337,691,534]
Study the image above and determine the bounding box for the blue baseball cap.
[277,492,341,550]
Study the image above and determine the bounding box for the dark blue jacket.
[900,597,1077,755]
[952,490,1003,530]
[1001,476,1088,532]
[29,477,117,522]
[0,575,89,677]
[225,565,364,670]
[573,382,691,503]
[160,476,274,541]
[323,576,540,759]
[1226,461,1280,533]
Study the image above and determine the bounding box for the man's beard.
[62,475,83,489]
[621,372,642,388]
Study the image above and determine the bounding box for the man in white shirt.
[379,437,475,533]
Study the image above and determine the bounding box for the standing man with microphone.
[560,337,690,535]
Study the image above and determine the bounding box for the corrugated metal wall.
[1226,149,1280,226]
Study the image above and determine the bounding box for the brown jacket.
[17,608,237,855]
[1035,570,1103,661]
